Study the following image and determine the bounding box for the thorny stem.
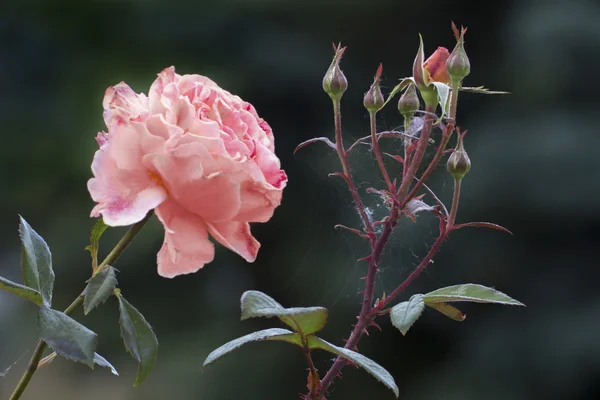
[400,84,460,209]
[303,346,320,399]
[396,104,436,200]
[333,99,374,234]
[314,209,398,398]
[9,212,154,400]
[312,85,463,399]
[402,119,412,181]
[379,231,447,309]
[369,111,394,192]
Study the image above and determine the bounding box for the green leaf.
[117,293,158,386]
[83,266,117,315]
[430,82,451,117]
[307,336,399,398]
[94,353,119,376]
[0,275,43,306]
[20,216,54,306]
[85,219,108,270]
[203,328,298,368]
[423,284,525,306]
[240,290,328,335]
[426,302,466,321]
[390,294,425,335]
[382,78,413,108]
[38,306,97,368]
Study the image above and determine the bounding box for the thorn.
[334,224,369,239]
[294,137,336,154]
[357,255,371,262]
[368,321,382,331]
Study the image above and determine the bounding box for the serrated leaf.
[202,328,298,368]
[94,353,119,376]
[20,216,54,306]
[84,266,117,315]
[240,290,328,334]
[426,302,466,321]
[390,294,425,335]
[38,306,97,368]
[307,336,399,398]
[117,294,158,386]
[86,219,108,270]
[423,284,525,306]
[0,275,43,306]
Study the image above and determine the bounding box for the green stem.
[9,212,153,400]
[447,178,462,229]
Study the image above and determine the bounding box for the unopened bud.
[446,23,470,83]
[446,138,471,180]
[363,64,385,113]
[398,83,420,120]
[323,44,348,101]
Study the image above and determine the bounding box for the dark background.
[2,0,600,399]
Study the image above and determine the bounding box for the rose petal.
[146,138,243,222]
[88,147,167,226]
[102,82,149,127]
[155,200,215,278]
[235,180,284,222]
[206,221,260,263]
[423,47,451,84]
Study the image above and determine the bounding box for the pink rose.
[88,67,287,278]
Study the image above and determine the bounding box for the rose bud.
[446,137,471,180]
[323,43,348,101]
[398,83,420,120]
[446,25,471,83]
[363,64,385,113]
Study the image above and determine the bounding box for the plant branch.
[399,85,460,208]
[379,230,447,309]
[447,178,462,229]
[332,99,374,234]
[369,111,393,192]
[9,211,153,400]
[312,208,398,397]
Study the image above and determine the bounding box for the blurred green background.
[2,0,600,399]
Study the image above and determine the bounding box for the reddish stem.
[379,230,447,309]
[332,99,374,234]
[396,105,435,200]
[369,111,394,192]
[311,84,462,399]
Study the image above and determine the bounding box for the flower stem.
[396,104,435,200]
[313,208,398,397]
[9,212,153,400]
[313,86,464,399]
[447,178,462,230]
[332,99,374,234]
[369,111,393,192]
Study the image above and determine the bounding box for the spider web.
[288,114,452,312]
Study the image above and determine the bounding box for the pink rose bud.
[323,43,348,101]
[446,23,471,83]
[363,64,385,113]
[397,83,420,120]
[423,47,451,84]
[88,67,287,278]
